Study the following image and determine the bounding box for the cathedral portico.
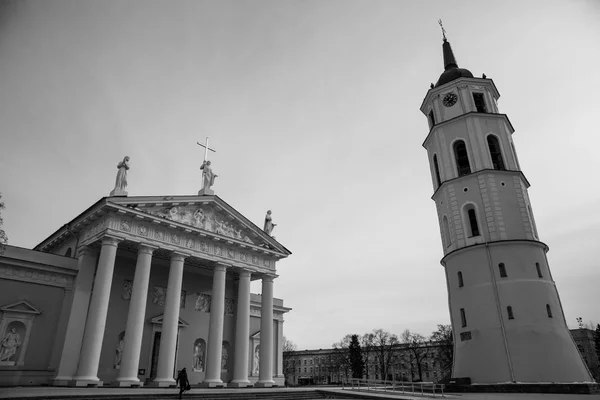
[23,193,292,388]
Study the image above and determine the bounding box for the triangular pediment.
[107,195,290,256]
[0,299,42,315]
[150,314,189,327]
[251,331,261,339]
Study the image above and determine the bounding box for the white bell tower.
[421,35,593,384]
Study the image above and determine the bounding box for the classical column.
[256,275,275,387]
[53,247,98,385]
[114,244,157,386]
[201,263,228,387]
[276,319,284,378]
[230,270,252,387]
[152,252,187,387]
[73,236,121,385]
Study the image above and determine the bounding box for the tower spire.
[438,19,458,70]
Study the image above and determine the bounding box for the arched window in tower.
[498,263,507,278]
[487,135,505,170]
[453,140,471,176]
[464,205,480,237]
[433,154,442,188]
[472,92,488,113]
[536,262,543,278]
[458,271,464,287]
[546,304,553,318]
[507,306,514,320]
[442,216,451,248]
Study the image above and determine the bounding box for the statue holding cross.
[197,137,218,195]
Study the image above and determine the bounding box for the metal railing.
[342,378,445,397]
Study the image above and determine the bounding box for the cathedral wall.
[0,279,66,370]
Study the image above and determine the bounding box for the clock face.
[443,92,458,107]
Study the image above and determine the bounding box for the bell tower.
[420,34,593,384]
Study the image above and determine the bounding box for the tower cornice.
[440,239,549,266]
[422,112,515,149]
[430,168,530,200]
[420,77,501,113]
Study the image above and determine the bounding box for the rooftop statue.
[200,160,218,190]
[263,210,276,236]
[110,156,130,196]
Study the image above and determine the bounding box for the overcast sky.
[1,0,599,350]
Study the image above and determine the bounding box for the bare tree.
[430,324,453,379]
[401,329,430,382]
[282,336,297,386]
[362,329,399,380]
[332,334,353,381]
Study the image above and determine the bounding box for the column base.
[255,380,276,388]
[199,379,226,388]
[52,377,72,386]
[110,380,143,387]
[146,380,176,388]
[69,379,103,387]
[229,380,253,388]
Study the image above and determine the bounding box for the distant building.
[284,342,450,386]
[571,328,599,381]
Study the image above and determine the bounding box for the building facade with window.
[571,328,599,381]
[420,35,593,384]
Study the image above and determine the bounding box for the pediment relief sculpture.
[146,205,255,244]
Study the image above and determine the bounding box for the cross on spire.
[197,137,216,163]
[438,19,447,41]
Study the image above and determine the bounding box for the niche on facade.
[0,300,41,367]
[114,330,125,369]
[221,341,231,372]
[251,331,261,376]
[193,338,206,372]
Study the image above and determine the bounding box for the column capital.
[238,269,252,279]
[138,243,159,255]
[76,246,96,258]
[101,235,123,247]
[260,274,277,283]
[170,251,190,262]
[214,262,230,272]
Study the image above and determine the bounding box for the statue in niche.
[193,340,205,371]
[121,279,133,300]
[111,156,130,196]
[0,328,21,362]
[114,332,125,369]
[221,343,229,371]
[193,209,205,228]
[263,210,276,235]
[253,345,260,375]
[200,160,218,189]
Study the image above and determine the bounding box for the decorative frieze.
[0,265,72,288]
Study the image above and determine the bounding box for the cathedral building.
[0,183,291,387]
[421,34,594,384]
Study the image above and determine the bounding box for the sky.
[1,0,599,350]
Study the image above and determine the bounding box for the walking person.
[176,367,190,399]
